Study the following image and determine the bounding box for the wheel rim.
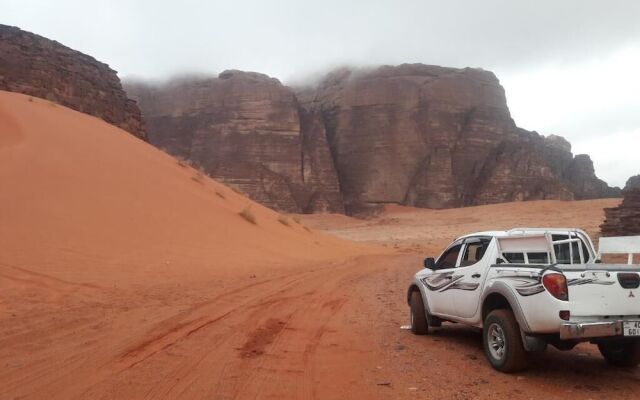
[487,323,506,361]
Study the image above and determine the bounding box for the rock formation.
[127,64,619,214]
[624,175,640,191]
[125,71,343,213]
[298,64,619,213]
[601,187,640,237]
[0,24,144,139]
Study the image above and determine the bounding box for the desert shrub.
[215,190,226,199]
[239,206,257,225]
[27,97,34,102]
[277,215,290,226]
[191,170,205,184]
[292,216,301,224]
[176,156,191,168]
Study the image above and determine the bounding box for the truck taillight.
[543,273,568,301]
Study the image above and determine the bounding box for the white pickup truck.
[407,228,640,372]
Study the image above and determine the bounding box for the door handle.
[471,273,481,278]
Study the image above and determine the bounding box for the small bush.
[176,157,191,168]
[191,171,204,184]
[215,190,226,199]
[292,216,301,224]
[277,216,290,226]
[239,206,257,225]
[27,97,34,102]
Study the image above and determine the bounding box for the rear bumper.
[559,321,623,340]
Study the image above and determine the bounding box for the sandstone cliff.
[624,175,640,191]
[0,25,144,139]
[601,187,640,237]
[125,71,344,213]
[127,64,618,214]
[299,64,619,213]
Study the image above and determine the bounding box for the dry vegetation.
[277,215,290,226]
[238,206,257,225]
[176,156,192,168]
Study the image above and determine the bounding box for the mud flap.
[521,331,548,352]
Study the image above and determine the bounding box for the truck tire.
[410,290,428,335]
[483,309,528,372]
[598,339,640,367]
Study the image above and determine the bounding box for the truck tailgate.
[562,266,640,316]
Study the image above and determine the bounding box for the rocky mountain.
[126,64,619,214]
[0,25,145,139]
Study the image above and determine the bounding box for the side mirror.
[424,257,436,270]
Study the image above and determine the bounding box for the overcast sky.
[3,0,639,187]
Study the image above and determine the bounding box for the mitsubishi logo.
[630,291,636,298]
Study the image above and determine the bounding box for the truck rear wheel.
[483,309,528,372]
[410,290,428,335]
[598,339,640,367]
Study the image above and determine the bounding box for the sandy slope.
[0,90,366,286]
[0,91,377,399]
[1,90,637,400]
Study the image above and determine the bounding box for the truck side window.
[503,252,525,263]
[552,234,585,264]
[460,239,491,267]
[436,244,462,270]
[527,252,549,264]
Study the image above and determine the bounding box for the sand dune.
[0,90,366,287]
[0,91,376,399]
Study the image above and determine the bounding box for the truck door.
[453,237,493,319]
[422,240,463,317]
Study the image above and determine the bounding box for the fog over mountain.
[3,0,639,186]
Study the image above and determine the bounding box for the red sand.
[0,91,368,286]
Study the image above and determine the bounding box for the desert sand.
[1,91,638,399]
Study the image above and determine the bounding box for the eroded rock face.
[127,64,618,214]
[625,175,640,191]
[299,64,618,213]
[601,188,640,236]
[0,24,144,139]
[125,71,344,213]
